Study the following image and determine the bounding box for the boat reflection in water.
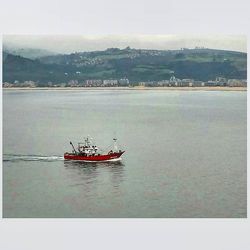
[63,160,125,189]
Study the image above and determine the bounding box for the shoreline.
[2,86,247,91]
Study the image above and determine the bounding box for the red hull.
[64,151,125,162]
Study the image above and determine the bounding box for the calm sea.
[2,89,247,218]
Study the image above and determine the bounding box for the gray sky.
[3,35,247,53]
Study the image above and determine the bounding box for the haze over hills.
[3,47,247,86]
[3,45,57,59]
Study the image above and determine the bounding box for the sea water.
[2,89,247,217]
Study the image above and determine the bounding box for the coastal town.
[2,76,247,88]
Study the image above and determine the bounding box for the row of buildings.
[139,77,247,87]
[2,78,130,88]
[67,78,130,87]
[2,77,247,88]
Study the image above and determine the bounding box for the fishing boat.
[64,137,125,162]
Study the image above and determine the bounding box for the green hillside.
[3,47,247,85]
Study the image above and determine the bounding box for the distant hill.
[3,47,247,85]
[3,53,67,85]
[3,46,57,59]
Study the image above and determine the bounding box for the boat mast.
[85,137,90,147]
[113,138,118,152]
[70,141,77,154]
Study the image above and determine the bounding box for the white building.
[181,79,194,87]
[157,80,170,86]
[169,76,181,86]
[227,79,247,87]
[118,78,129,85]
[85,79,102,87]
[103,79,118,86]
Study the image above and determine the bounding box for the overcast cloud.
[3,34,247,54]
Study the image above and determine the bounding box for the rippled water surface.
[3,89,247,217]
